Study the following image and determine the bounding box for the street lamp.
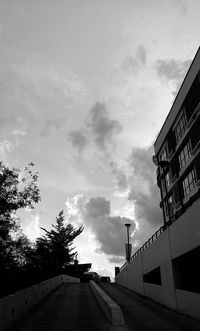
[125,223,131,263]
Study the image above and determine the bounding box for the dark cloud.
[108,255,124,265]
[128,146,162,228]
[86,196,110,218]
[68,102,122,153]
[68,130,88,153]
[86,102,122,150]
[83,196,135,259]
[173,0,188,15]
[121,45,146,73]
[109,160,128,192]
[155,58,191,97]
[40,118,66,138]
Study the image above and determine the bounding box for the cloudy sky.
[1,0,200,278]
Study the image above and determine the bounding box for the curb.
[90,281,127,329]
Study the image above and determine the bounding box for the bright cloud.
[22,212,41,242]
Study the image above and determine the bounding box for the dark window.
[184,72,200,120]
[143,267,162,285]
[178,140,192,169]
[174,111,187,144]
[173,246,200,293]
[182,168,197,197]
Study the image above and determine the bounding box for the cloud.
[128,146,162,228]
[65,195,135,261]
[0,46,89,147]
[40,118,66,138]
[120,45,146,73]
[109,160,128,193]
[98,145,163,251]
[108,255,124,265]
[22,211,41,242]
[155,58,192,97]
[0,20,2,39]
[9,56,87,101]
[0,140,12,164]
[86,102,122,150]
[173,0,188,15]
[84,197,135,258]
[69,102,122,154]
[68,130,88,153]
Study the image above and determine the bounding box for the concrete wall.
[0,274,79,331]
[125,254,144,295]
[115,199,200,320]
[169,199,200,258]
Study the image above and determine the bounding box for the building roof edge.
[153,47,200,150]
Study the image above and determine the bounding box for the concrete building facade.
[115,47,200,320]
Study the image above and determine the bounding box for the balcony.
[186,101,200,129]
[191,140,200,156]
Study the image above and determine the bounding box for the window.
[161,172,170,196]
[161,172,170,197]
[182,168,197,198]
[174,111,187,144]
[165,172,170,188]
[173,246,200,293]
[143,267,162,285]
[178,140,192,169]
[168,195,174,217]
[164,194,174,219]
[159,146,168,161]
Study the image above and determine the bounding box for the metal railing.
[119,224,167,272]
[119,186,200,273]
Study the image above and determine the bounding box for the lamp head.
[152,155,158,166]
[124,223,131,228]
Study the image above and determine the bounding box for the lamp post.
[125,223,131,263]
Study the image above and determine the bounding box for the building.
[115,47,200,320]
[154,47,200,226]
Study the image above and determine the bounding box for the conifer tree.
[34,210,83,273]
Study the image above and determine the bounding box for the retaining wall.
[0,274,79,331]
[115,199,200,320]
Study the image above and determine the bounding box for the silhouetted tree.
[0,161,40,271]
[33,210,83,273]
[13,233,34,268]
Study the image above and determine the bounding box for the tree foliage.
[33,210,83,273]
[0,159,84,295]
[0,161,41,271]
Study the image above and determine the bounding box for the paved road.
[11,283,111,331]
[100,283,200,331]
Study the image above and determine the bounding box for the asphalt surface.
[11,283,111,331]
[100,283,200,331]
